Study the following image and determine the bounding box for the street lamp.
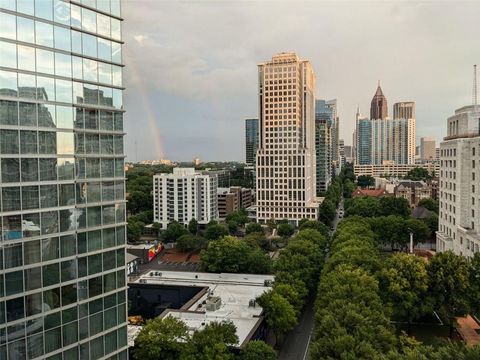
[407,228,414,254]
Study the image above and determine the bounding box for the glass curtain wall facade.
[245,118,258,166]
[0,0,127,359]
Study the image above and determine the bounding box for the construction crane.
[473,64,478,111]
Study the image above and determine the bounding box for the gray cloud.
[122,0,480,162]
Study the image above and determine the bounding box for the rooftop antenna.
[473,64,478,111]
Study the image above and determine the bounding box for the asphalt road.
[277,299,315,360]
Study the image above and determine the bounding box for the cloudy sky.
[122,0,480,162]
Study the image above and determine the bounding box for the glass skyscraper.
[0,0,127,358]
[245,118,258,166]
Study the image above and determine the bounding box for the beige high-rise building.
[393,101,415,120]
[420,137,437,161]
[256,53,319,224]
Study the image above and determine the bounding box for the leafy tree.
[245,249,272,274]
[243,232,270,251]
[427,251,470,337]
[404,167,433,182]
[127,220,144,242]
[357,175,375,188]
[152,222,161,239]
[418,198,439,213]
[423,213,439,235]
[256,291,297,342]
[319,199,336,225]
[380,197,411,218]
[176,234,207,252]
[227,220,239,235]
[190,321,238,360]
[369,215,407,248]
[277,223,294,238]
[239,340,276,360]
[298,220,330,239]
[273,283,303,314]
[345,196,381,218]
[225,209,250,226]
[188,218,198,235]
[404,218,431,246]
[343,179,356,198]
[468,253,480,316]
[127,190,152,215]
[162,221,189,243]
[204,224,229,240]
[133,317,191,360]
[312,265,397,359]
[245,222,264,235]
[200,236,271,274]
[378,253,429,334]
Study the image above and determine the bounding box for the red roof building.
[351,188,392,198]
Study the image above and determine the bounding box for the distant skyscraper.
[315,100,333,193]
[437,105,480,256]
[256,53,319,224]
[245,118,259,166]
[394,101,415,120]
[370,82,388,119]
[0,1,128,358]
[356,114,372,165]
[355,116,415,165]
[325,99,340,167]
[371,118,416,165]
[420,137,436,162]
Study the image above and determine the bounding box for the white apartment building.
[256,53,319,224]
[153,168,218,229]
[437,105,480,257]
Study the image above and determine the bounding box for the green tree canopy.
[298,220,330,239]
[245,222,264,235]
[162,221,189,243]
[468,253,480,316]
[378,253,430,333]
[345,196,381,218]
[380,197,411,218]
[176,234,207,252]
[204,223,229,240]
[427,251,470,337]
[200,236,272,274]
[239,340,276,360]
[418,198,439,213]
[319,199,336,225]
[188,218,198,234]
[256,291,297,341]
[133,317,191,360]
[190,321,238,360]
[404,167,433,182]
[277,223,294,238]
[357,175,375,188]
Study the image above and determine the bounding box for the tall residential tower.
[256,53,319,224]
[0,1,128,358]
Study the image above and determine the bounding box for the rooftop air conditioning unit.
[205,296,222,311]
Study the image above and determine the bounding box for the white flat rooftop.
[129,271,274,347]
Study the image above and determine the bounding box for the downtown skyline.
[122,1,480,162]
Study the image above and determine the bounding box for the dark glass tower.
[245,118,258,166]
[0,0,127,358]
[370,83,388,120]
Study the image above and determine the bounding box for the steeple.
[370,82,388,119]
